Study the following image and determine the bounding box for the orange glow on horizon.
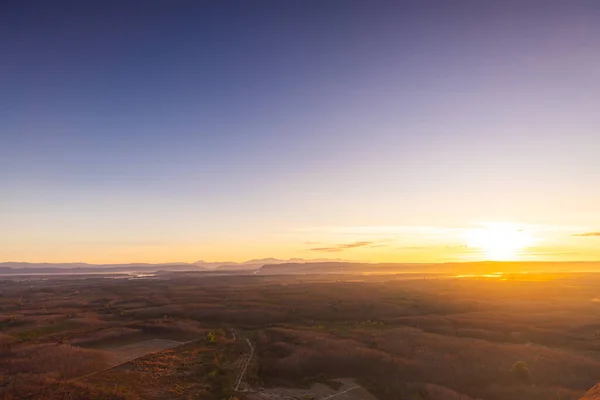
[464,223,537,261]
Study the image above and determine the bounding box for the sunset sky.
[2,1,600,264]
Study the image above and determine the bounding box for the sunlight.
[465,223,535,260]
[456,272,504,279]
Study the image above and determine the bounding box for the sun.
[465,223,535,260]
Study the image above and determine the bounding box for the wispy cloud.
[309,241,375,252]
[573,232,600,237]
[298,225,460,236]
[298,223,551,237]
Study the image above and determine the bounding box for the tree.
[206,331,217,343]
[510,361,532,385]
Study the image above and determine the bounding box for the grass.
[12,320,82,342]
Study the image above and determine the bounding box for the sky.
[2,1,600,264]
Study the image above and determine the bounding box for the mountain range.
[0,258,345,275]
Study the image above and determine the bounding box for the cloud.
[573,232,600,237]
[309,241,375,252]
[298,225,460,236]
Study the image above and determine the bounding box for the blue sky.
[2,1,600,263]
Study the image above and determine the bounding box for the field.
[1,272,600,399]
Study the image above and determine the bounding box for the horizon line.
[3,259,600,266]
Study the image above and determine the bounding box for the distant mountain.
[0,262,202,275]
[6,259,598,276]
[241,257,337,264]
[1,262,93,269]
[194,258,348,270]
[193,260,235,269]
[0,258,347,275]
[256,262,423,275]
[215,264,264,271]
[0,262,191,269]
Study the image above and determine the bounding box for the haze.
[2,1,600,264]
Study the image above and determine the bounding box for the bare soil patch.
[245,378,376,400]
[104,338,185,363]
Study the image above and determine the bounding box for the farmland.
[1,272,600,399]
